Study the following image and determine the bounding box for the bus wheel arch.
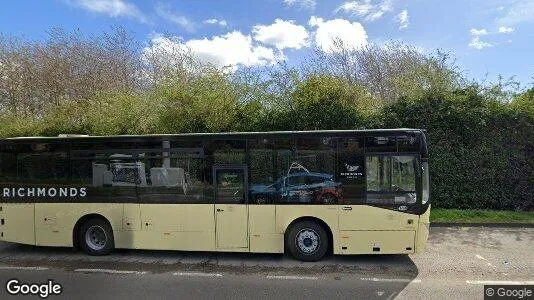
[73,214,114,255]
[284,216,333,261]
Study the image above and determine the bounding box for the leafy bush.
[380,90,533,210]
[0,29,532,211]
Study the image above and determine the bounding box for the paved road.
[0,227,532,299]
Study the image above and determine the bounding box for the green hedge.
[250,85,533,211]
[379,90,533,210]
[1,78,532,211]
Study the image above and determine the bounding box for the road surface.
[0,226,532,299]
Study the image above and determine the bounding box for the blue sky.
[1,0,533,87]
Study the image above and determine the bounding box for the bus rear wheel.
[287,221,328,262]
[79,218,114,256]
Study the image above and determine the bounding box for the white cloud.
[367,0,393,21]
[204,18,228,27]
[469,28,488,36]
[155,3,194,32]
[468,36,492,50]
[497,0,534,26]
[252,19,309,50]
[468,28,492,50]
[336,1,373,16]
[145,32,282,70]
[283,0,316,11]
[498,26,515,34]
[395,9,409,29]
[335,0,393,21]
[308,16,322,27]
[308,17,368,53]
[71,0,147,22]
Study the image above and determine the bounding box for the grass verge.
[430,209,534,224]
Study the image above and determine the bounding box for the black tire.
[79,218,114,256]
[287,221,328,262]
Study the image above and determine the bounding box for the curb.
[431,222,534,228]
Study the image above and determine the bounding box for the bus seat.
[150,167,187,194]
[92,163,108,187]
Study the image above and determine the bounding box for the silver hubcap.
[85,225,107,251]
[295,228,320,254]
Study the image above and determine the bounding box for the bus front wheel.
[287,221,328,262]
[79,218,114,256]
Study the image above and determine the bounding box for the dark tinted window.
[271,138,338,204]
[249,139,277,204]
[366,136,396,152]
[135,140,205,203]
[0,144,17,181]
[249,139,275,185]
[295,138,336,175]
[205,140,246,164]
[341,136,364,154]
[287,175,306,186]
[71,142,137,185]
[274,139,295,181]
[215,168,245,204]
[397,135,420,152]
[0,141,138,203]
[307,176,327,185]
[203,140,245,202]
[338,137,365,204]
[70,141,138,203]
[1,142,70,183]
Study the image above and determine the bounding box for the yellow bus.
[0,129,430,261]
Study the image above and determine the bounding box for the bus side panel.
[134,204,215,251]
[114,203,141,249]
[339,205,419,231]
[337,206,419,255]
[0,203,35,245]
[35,203,123,247]
[338,230,415,254]
[248,205,283,253]
[415,205,430,253]
[275,205,340,252]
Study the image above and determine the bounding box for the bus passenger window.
[17,143,70,182]
[216,170,245,204]
[337,137,365,204]
[266,138,337,204]
[249,139,276,204]
[366,155,417,205]
[136,140,205,204]
[366,156,391,192]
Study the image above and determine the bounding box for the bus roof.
[0,129,426,143]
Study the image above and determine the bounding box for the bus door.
[213,165,248,249]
